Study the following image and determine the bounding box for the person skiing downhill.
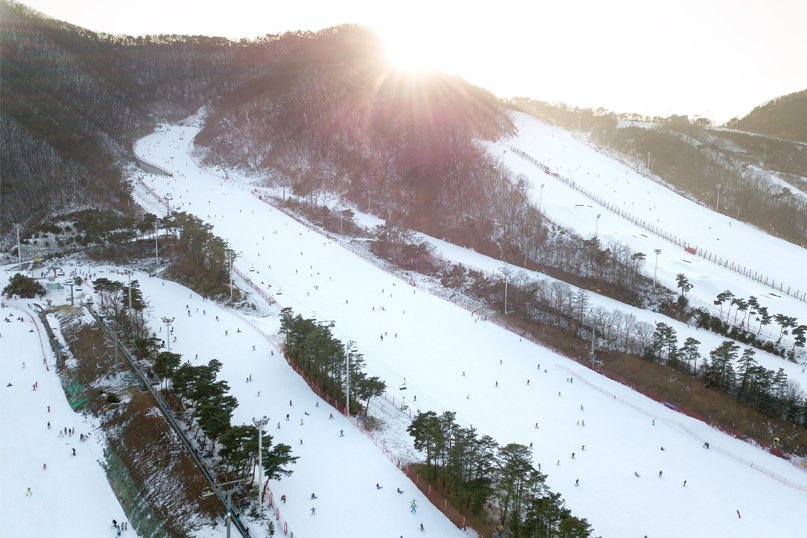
[410,499,417,513]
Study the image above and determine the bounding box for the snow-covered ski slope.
[487,111,807,322]
[0,302,135,537]
[132,119,807,537]
[57,268,463,538]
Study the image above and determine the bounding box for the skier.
[420,523,425,532]
[42,463,47,470]
[658,470,663,478]
[280,494,287,503]
[397,488,403,494]
[703,442,710,449]
[26,487,33,496]
[311,507,316,515]
[410,499,417,513]
[575,479,579,486]
[683,480,687,487]
[736,510,741,519]
[310,492,318,499]
[634,472,640,478]
[376,483,383,489]
[72,448,76,456]
[340,430,344,437]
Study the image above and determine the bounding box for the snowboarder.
[634,472,640,478]
[310,492,318,499]
[376,483,383,490]
[420,523,425,532]
[703,442,710,449]
[397,488,403,494]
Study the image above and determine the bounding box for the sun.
[382,33,440,73]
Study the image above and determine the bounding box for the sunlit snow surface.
[126,116,807,537]
[0,302,134,537]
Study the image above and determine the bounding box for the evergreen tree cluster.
[2,273,46,298]
[92,277,147,340]
[147,350,298,488]
[643,322,807,427]
[279,307,386,415]
[408,411,592,537]
[698,290,806,358]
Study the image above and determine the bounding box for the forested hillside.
[735,89,807,143]
[195,25,514,231]
[0,0,269,240]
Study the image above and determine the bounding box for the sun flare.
[383,34,439,73]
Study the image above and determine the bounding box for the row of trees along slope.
[0,0,271,240]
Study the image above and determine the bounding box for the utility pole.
[647,151,652,170]
[590,320,596,368]
[15,223,22,270]
[252,416,269,514]
[653,249,662,289]
[155,222,160,266]
[162,317,174,352]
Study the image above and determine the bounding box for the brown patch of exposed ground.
[57,308,221,537]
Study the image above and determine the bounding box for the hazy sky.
[15,0,807,123]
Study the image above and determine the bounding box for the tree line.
[408,411,592,538]
[279,307,387,415]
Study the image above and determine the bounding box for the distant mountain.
[734,89,807,143]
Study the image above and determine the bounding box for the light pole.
[164,193,173,217]
[500,265,513,315]
[127,270,133,311]
[154,221,160,265]
[589,319,596,368]
[226,250,236,302]
[715,184,721,212]
[538,184,545,216]
[647,151,652,171]
[653,249,662,289]
[162,316,174,352]
[345,340,351,415]
[252,416,269,514]
[595,213,601,238]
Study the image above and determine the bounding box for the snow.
[0,301,135,538]
[487,111,807,325]
[127,118,807,537]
